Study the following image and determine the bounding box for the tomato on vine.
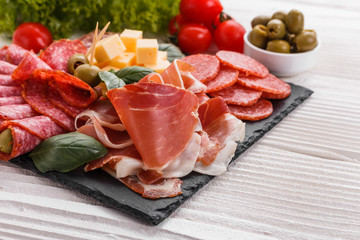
[177,23,212,54]
[180,0,223,26]
[214,20,246,53]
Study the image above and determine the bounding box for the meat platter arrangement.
[0,4,314,223]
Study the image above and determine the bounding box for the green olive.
[293,30,317,52]
[0,129,13,154]
[249,24,268,49]
[266,40,291,53]
[271,11,287,23]
[251,15,270,28]
[74,64,101,87]
[266,19,286,40]
[67,53,89,74]
[285,9,304,34]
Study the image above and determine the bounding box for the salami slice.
[0,74,18,86]
[180,54,220,82]
[209,84,262,106]
[0,86,22,97]
[7,44,29,65]
[205,66,238,93]
[261,83,292,99]
[0,96,26,106]
[216,50,269,78]
[39,39,87,72]
[0,116,65,161]
[237,73,291,95]
[11,51,51,82]
[228,98,273,121]
[0,60,17,75]
[0,46,8,61]
[0,104,38,121]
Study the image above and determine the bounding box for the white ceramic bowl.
[243,31,321,77]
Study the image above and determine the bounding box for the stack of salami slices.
[0,40,98,161]
[181,50,291,121]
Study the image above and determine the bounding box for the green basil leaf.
[114,66,154,84]
[158,43,185,62]
[29,132,108,173]
[99,71,126,91]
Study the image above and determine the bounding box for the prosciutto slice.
[194,97,245,175]
[107,82,199,171]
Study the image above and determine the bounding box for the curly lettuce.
[0,0,180,39]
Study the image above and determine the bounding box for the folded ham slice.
[107,82,199,171]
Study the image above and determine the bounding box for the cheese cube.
[95,34,126,63]
[120,29,143,52]
[108,52,136,69]
[136,39,158,65]
[101,65,121,72]
[145,60,171,73]
[158,51,167,61]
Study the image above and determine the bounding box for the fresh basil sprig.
[99,66,154,91]
[158,43,185,62]
[29,132,108,173]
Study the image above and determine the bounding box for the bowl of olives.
[244,9,320,77]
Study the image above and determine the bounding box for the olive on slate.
[271,11,287,23]
[286,9,304,34]
[74,64,101,87]
[67,53,89,74]
[0,129,13,154]
[249,24,268,49]
[251,15,270,28]
[266,40,291,53]
[266,19,286,40]
[293,30,317,52]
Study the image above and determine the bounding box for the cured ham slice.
[194,97,245,175]
[0,116,65,161]
[39,39,87,72]
[107,82,199,171]
[141,60,207,93]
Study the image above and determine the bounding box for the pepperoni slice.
[216,50,269,77]
[228,99,273,121]
[39,39,87,72]
[237,73,291,95]
[209,84,262,106]
[205,66,238,93]
[180,54,220,82]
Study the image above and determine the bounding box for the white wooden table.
[1,0,360,239]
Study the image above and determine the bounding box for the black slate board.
[10,83,313,226]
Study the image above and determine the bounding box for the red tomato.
[177,24,212,54]
[180,0,223,26]
[168,14,187,35]
[214,20,246,53]
[13,22,53,53]
[212,12,232,29]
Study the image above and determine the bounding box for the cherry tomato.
[180,0,223,26]
[214,20,246,53]
[168,14,187,35]
[177,23,212,54]
[13,22,53,53]
[212,12,232,29]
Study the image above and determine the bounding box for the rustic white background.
[1,0,360,239]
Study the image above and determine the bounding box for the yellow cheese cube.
[136,39,158,65]
[120,29,143,52]
[158,51,167,61]
[95,34,126,63]
[108,52,136,69]
[101,65,121,72]
[145,60,171,73]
